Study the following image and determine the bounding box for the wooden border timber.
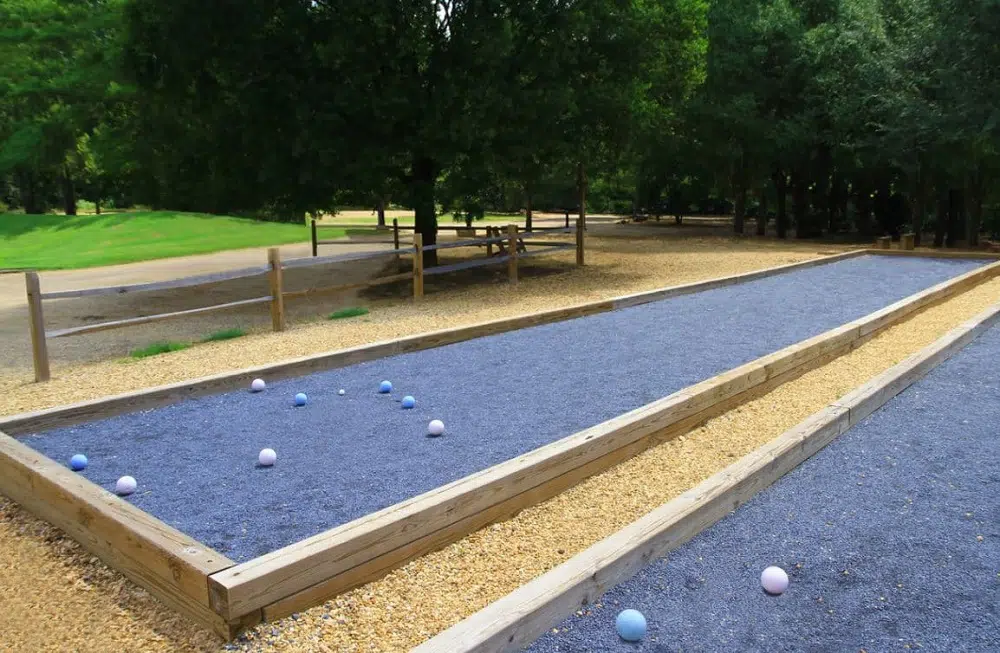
[0,249,894,435]
[25,272,50,382]
[869,249,1000,260]
[0,430,253,638]
[413,299,1000,653]
[47,296,272,339]
[204,259,1000,622]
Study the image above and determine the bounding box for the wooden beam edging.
[0,429,254,639]
[412,299,1000,653]
[46,296,273,339]
[0,250,908,435]
[202,259,1000,622]
[866,248,1000,260]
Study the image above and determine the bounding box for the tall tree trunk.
[95,200,102,215]
[732,153,747,235]
[856,180,873,241]
[733,182,747,235]
[62,165,76,216]
[772,167,788,239]
[524,182,533,232]
[756,188,768,236]
[411,155,438,267]
[376,197,386,227]
[946,188,964,248]
[873,175,891,236]
[17,169,43,214]
[966,165,983,248]
[933,184,948,247]
[911,157,927,246]
[815,146,831,232]
[792,172,812,238]
[577,162,587,230]
[828,169,842,233]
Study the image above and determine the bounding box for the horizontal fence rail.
[24,221,584,382]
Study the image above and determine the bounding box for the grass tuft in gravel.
[328,307,370,320]
[201,328,246,342]
[129,341,191,359]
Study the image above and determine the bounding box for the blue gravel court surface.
[528,319,1000,652]
[23,256,985,563]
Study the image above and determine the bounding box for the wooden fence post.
[576,217,585,266]
[311,219,318,257]
[508,224,519,284]
[486,227,494,257]
[565,211,570,229]
[25,272,50,382]
[413,233,424,300]
[268,248,286,331]
[393,219,400,251]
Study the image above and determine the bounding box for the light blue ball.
[616,609,647,642]
[70,454,88,471]
[379,381,393,394]
[294,392,308,406]
[401,396,416,409]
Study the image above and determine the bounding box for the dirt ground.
[0,226,859,652]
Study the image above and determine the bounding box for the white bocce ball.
[428,419,445,437]
[115,475,137,496]
[761,566,789,595]
[259,448,277,467]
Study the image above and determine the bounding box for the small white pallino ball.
[761,565,789,595]
[338,389,346,396]
[259,448,277,467]
[251,378,266,392]
[428,419,445,437]
[115,476,137,496]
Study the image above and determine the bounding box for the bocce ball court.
[522,302,1000,653]
[1,249,998,638]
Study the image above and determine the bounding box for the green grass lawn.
[0,211,335,270]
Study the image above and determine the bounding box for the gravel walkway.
[529,320,1000,652]
[21,255,982,562]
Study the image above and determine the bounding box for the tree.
[0,0,126,214]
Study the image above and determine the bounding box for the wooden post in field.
[902,233,915,250]
[25,272,50,382]
[565,211,570,229]
[508,224,519,284]
[268,248,286,332]
[413,233,424,300]
[576,217,585,266]
[486,226,494,257]
[311,219,318,257]
[393,219,400,250]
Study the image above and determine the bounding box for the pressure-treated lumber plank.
[281,248,402,271]
[25,272,50,381]
[46,297,273,339]
[414,300,1000,653]
[869,249,1000,260]
[0,430,247,637]
[207,256,993,620]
